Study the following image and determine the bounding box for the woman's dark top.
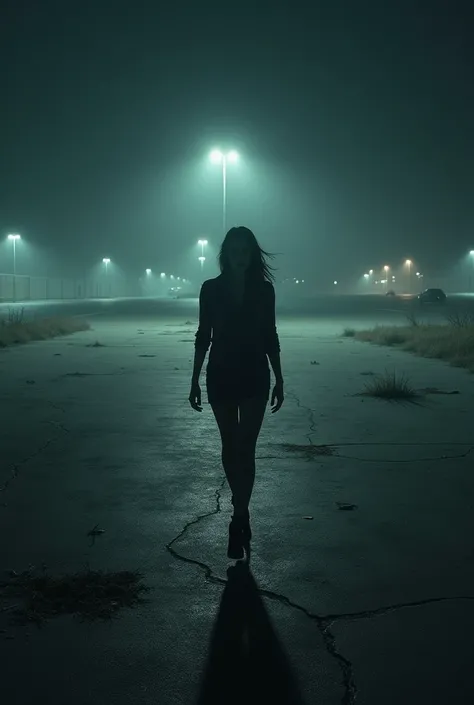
[195,274,280,376]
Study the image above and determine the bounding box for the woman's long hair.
[218,226,277,283]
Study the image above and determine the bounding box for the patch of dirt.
[0,567,151,625]
[279,443,335,459]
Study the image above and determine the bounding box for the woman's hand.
[270,380,284,413]
[188,379,203,412]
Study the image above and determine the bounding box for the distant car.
[418,288,447,304]
[385,290,396,297]
[167,286,182,299]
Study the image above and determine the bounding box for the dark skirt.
[206,360,271,406]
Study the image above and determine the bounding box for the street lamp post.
[7,234,21,302]
[102,258,111,297]
[383,265,390,293]
[198,256,206,280]
[405,259,413,295]
[198,239,208,282]
[209,149,239,233]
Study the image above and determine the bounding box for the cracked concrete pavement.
[1,296,474,705]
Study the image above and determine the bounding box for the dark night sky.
[1,0,473,283]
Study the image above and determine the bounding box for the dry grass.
[353,323,474,372]
[0,567,150,625]
[0,313,89,347]
[359,370,419,400]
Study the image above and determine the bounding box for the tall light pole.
[383,265,390,293]
[198,238,208,258]
[198,256,206,280]
[209,149,239,233]
[7,234,21,302]
[198,239,208,282]
[405,259,413,295]
[102,258,110,297]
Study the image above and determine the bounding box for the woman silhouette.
[189,226,284,559]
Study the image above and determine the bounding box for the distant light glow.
[145,268,151,275]
[8,233,21,241]
[160,272,165,278]
[198,256,205,263]
[102,258,110,264]
[470,250,474,256]
[405,259,412,266]
[369,269,373,275]
[334,280,338,285]
[209,149,239,164]
[198,239,208,246]
[364,273,369,279]
[210,149,223,164]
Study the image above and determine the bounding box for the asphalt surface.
[1,295,474,704]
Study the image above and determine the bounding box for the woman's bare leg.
[210,401,240,501]
[234,395,268,516]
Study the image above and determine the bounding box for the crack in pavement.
[166,389,474,704]
[285,389,474,463]
[165,481,356,703]
[0,437,58,495]
[166,481,474,705]
[1,409,70,497]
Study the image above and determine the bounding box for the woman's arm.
[192,281,212,382]
[265,283,283,384]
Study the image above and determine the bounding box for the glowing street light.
[209,149,239,233]
[145,268,152,275]
[160,272,165,278]
[7,234,21,301]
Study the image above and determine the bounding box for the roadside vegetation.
[359,370,419,400]
[346,309,474,372]
[0,307,90,347]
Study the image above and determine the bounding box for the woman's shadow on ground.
[196,561,306,705]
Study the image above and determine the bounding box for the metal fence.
[0,273,130,302]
